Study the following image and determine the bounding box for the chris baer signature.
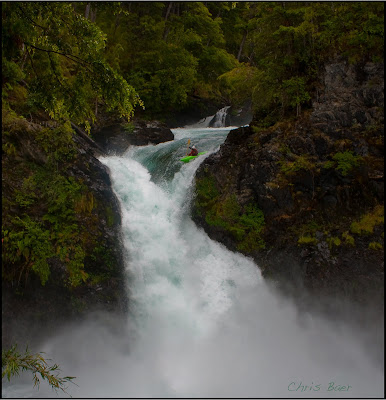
[288,381,352,392]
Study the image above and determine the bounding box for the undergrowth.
[195,175,265,251]
[2,111,115,288]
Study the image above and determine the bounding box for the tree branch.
[17,5,48,31]
[24,43,93,72]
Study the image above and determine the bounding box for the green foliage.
[2,2,142,124]
[122,122,135,134]
[195,174,265,251]
[3,1,383,121]
[3,217,54,286]
[332,151,363,176]
[131,46,198,114]
[195,175,220,210]
[350,205,384,235]
[279,155,315,176]
[2,162,97,287]
[2,345,75,395]
[1,108,118,289]
[281,77,311,116]
[218,64,259,107]
[226,2,384,122]
[2,59,25,88]
[237,204,266,251]
[35,122,77,163]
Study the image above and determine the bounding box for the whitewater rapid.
[2,128,383,398]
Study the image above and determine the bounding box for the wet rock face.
[92,119,174,154]
[193,59,384,305]
[2,120,127,348]
[311,60,384,134]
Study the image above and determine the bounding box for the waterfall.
[185,106,231,128]
[208,106,231,127]
[2,127,383,398]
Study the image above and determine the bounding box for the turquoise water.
[2,127,383,398]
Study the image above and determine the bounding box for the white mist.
[3,128,383,398]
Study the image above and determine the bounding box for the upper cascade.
[208,106,231,128]
[185,106,232,129]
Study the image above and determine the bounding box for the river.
[2,127,383,398]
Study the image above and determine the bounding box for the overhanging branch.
[24,42,93,72]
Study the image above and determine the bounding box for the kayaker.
[188,145,198,156]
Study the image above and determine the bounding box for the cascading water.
[186,106,231,128]
[2,127,383,398]
[208,106,231,128]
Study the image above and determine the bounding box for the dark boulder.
[92,119,174,154]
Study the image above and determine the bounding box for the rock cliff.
[2,112,127,348]
[193,59,384,306]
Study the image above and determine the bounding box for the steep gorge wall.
[2,114,127,348]
[193,59,384,306]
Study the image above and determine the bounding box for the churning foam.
[2,128,383,398]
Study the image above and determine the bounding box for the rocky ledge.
[92,118,174,155]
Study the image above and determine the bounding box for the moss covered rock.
[2,109,127,348]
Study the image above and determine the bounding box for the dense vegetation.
[2,1,384,391]
[3,2,383,124]
[2,0,383,298]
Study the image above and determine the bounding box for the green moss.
[75,192,95,214]
[278,155,315,176]
[369,241,383,250]
[195,175,219,209]
[293,220,322,239]
[342,231,355,246]
[350,205,384,235]
[195,177,265,252]
[34,121,77,163]
[327,236,341,248]
[105,206,115,227]
[237,230,266,252]
[298,235,317,245]
[90,245,115,271]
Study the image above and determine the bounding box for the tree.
[2,2,143,126]
[2,345,76,395]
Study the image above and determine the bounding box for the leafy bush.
[332,151,363,176]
